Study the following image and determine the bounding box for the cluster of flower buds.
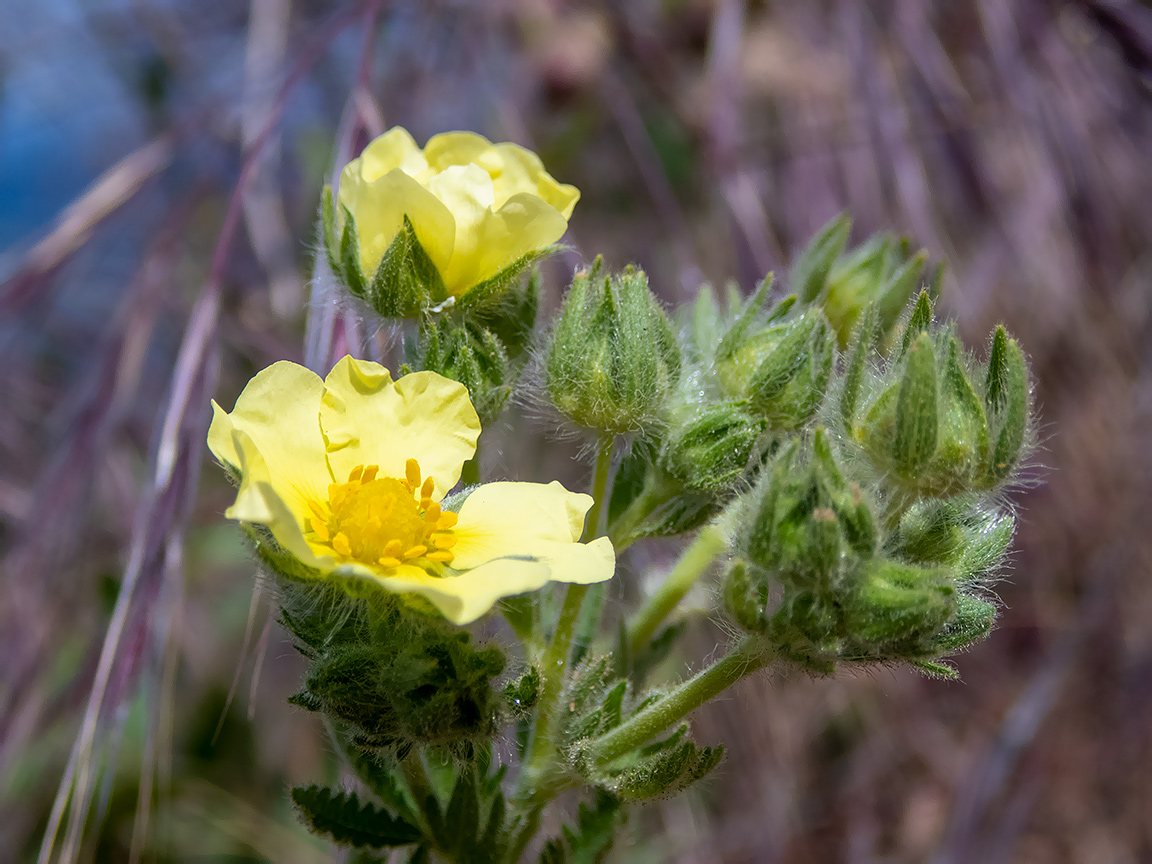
[723,430,999,676]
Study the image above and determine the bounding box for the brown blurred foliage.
[1,0,1150,861]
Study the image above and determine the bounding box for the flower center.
[307,459,458,570]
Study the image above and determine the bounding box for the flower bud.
[789,213,937,348]
[322,127,579,317]
[545,260,681,435]
[662,402,765,492]
[842,559,955,649]
[414,319,511,426]
[852,296,1032,497]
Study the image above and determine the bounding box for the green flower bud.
[842,558,955,650]
[744,312,835,431]
[788,214,936,348]
[662,402,766,491]
[852,301,1033,497]
[930,592,996,652]
[722,558,770,634]
[414,319,511,426]
[984,325,1030,484]
[546,259,681,435]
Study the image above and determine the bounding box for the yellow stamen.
[312,461,457,574]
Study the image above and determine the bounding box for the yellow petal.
[207,361,332,521]
[337,167,456,279]
[423,131,501,175]
[491,142,581,217]
[355,127,429,181]
[319,357,479,499]
[440,192,569,296]
[451,480,610,567]
[366,560,554,625]
[225,429,334,570]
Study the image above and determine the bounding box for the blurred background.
[2,0,1150,861]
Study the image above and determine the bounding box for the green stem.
[513,435,614,808]
[626,525,725,656]
[584,635,774,767]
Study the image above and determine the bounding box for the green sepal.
[894,332,938,477]
[715,273,774,361]
[339,203,368,299]
[291,785,422,849]
[455,246,557,315]
[931,592,996,652]
[899,289,934,359]
[843,559,955,649]
[985,327,1029,484]
[876,250,928,335]
[793,212,851,303]
[662,402,765,492]
[321,185,341,278]
[840,303,877,427]
[934,336,990,491]
[628,489,723,541]
[367,215,445,316]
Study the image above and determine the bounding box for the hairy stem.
[626,525,725,656]
[584,635,773,766]
[513,436,614,810]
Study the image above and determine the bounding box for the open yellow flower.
[207,356,614,624]
[338,127,580,297]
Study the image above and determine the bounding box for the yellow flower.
[338,127,580,297]
[207,356,613,625]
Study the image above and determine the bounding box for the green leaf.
[291,785,422,849]
[894,332,938,477]
[608,738,724,800]
[456,247,555,314]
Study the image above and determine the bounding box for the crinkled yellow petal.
[356,126,429,182]
[426,163,500,293]
[423,131,501,175]
[337,167,456,279]
[451,481,616,585]
[206,360,332,521]
[440,192,569,295]
[225,429,334,570]
[319,357,479,499]
[491,142,580,217]
[366,560,554,625]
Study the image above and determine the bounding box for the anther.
[431,533,456,549]
[406,459,421,490]
[402,545,428,560]
[424,503,441,524]
[438,512,459,529]
[310,517,330,541]
[377,556,402,568]
[361,464,379,483]
[421,477,435,499]
[332,532,352,556]
[348,465,364,482]
[425,551,454,563]
[382,539,402,559]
